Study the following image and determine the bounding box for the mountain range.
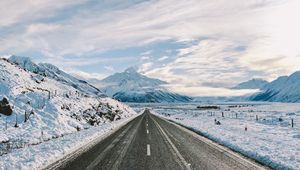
[232,78,268,90]
[94,66,300,103]
[249,72,300,102]
[3,55,300,104]
[95,67,192,103]
[232,73,300,102]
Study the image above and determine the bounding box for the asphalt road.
[54,109,267,170]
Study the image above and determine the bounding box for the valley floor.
[131,102,300,170]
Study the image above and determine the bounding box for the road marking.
[147,129,149,134]
[147,144,151,156]
[151,116,191,170]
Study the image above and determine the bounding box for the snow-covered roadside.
[0,111,141,170]
[135,103,300,170]
[0,56,141,170]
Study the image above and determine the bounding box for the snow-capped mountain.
[250,71,300,102]
[232,78,268,90]
[0,56,136,152]
[98,67,192,103]
[8,55,104,97]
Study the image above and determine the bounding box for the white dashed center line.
[147,144,151,156]
[147,129,149,134]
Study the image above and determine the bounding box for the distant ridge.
[250,72,300,102]
[232,78,268,90]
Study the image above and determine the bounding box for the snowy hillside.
[232,78,268,90]
[0,56,137,157]
[9,55,104,97]
[250,71,300,102]
[98,67,192,103]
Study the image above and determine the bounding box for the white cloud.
[26,23,61,34]
[1,0,272,56]
[0,0,290,59]
[158,56,168,61]
[145,37,291,96]
[0,0,84,27]
[141,56,151,60]
[162,84,260,97]
[146,39,247,88]
[66,68,106,80]
[139,62,153,73]
[104,66,115,72]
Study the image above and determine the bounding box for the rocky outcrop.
[0,98,13,116]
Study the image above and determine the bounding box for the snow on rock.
[0,56,138,168]
[131,102,300,170]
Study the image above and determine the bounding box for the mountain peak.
[97,67,190,102]
[9,55,32,63]
[9,55,40,73]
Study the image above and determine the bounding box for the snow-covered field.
[130,102,300,170]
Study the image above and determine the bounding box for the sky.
[1,0,300,96]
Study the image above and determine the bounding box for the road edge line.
[151,116,192,170]
[111,115,144,170]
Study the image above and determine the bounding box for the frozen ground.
[130,102,300,170]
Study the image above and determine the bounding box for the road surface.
[51,109,267,170]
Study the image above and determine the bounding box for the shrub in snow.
[214,119,221,125]
[197,105,220,110]
[0,97,13,116]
